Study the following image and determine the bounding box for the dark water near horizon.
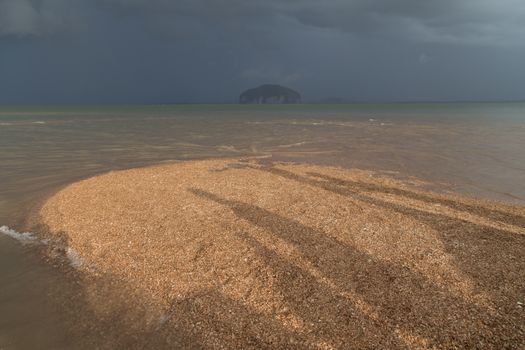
[1,103,525,348]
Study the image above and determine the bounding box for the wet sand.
[31,158,525,349]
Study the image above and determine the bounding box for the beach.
[1,104,525,348]
[3,0,525,347]
[30,157,525,349]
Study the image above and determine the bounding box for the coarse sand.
[33,158,525,349]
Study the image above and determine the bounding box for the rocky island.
[239,84,302,104]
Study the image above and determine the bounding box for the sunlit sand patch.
[34,158,525,349]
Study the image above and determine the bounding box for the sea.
[1,103,524,348]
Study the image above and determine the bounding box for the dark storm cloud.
[4,0,524,45]
[287,0,525,45]
[0,0,81,37]
[95,0,525,46]
[1,0,524,103]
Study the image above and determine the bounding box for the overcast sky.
[1,0,524,104]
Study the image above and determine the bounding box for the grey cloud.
[280,0,525,46]
[418,53,431,64]
[0,0,74,37]
[93,0,525,46]
[2,0,524,46]
[0,0,42,36]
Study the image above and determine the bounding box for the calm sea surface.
[1,103,525,348]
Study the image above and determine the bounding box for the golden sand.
[34,158,525,349]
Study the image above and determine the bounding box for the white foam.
[277,141,308,148]
[158,314,171,325]
[0,225,37,244]
[66,247,84,268]
[0,225,86,269]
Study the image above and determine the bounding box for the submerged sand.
[34,158,525,349]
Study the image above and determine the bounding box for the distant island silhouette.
[239,84,301,104]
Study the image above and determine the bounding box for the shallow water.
[1,103,525,348]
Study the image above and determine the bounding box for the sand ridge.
[36,158,525,349]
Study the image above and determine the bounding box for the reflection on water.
[1,103,524,348]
